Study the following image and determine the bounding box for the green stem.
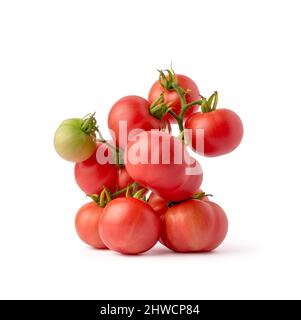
[168,109,183,131]
[96,129,123,167]
[183,99,202,111]
[133,188,146,199]
[111,186,128,198]
[174,85,187,110]
[157,69,217,138]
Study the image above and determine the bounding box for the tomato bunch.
[54,68,243,255]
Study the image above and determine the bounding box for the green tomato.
[54,118,96,162]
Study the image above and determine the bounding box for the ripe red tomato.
[117,166,133,190]
[148,74,200,123]
[99,198,160,254]
[185,108,243,157]
[125,131,202,202]
[75,202,107,249]
[148,190,209,215]
[148,192,169,215]
[74,143,118,194]
[108,95,168,149]
[161,199,228,252]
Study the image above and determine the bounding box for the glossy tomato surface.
[99,198,160,254]
[74,143,118,194]
[161,199,228,252]
[148,192,169,215]
[125,131,202,201]
[75,202,107,249]
[117,166,134,190]
[185,108,243,157]
[108,95,168,149]
[148,74,200,123]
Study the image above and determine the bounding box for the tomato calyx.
[88,187,112,208]
[200,91,219,113]
[167,191,212,207]
[158,68,178,90]
[125,182,147,201]
[80,112,99,135]
[150,93,172,120]
[88,182,146,207]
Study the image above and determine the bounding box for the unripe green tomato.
[54,118,96,162]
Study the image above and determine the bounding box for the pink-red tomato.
[75,202,107,249]
[148,192,169,215]
[148,190,209,215]
[74,143,118,195]
[99,198,160,254]
[117,166,134,190]
[161,199,228,252]
[125,131,202,202]
[108,95,168,149]
[185,109,243,157]
[148,74,200,123]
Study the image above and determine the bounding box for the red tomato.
[75,202,107,249]
[108,95,168,149]
[148,190,209,215]
[74,143,118,194]
[161,199,228,252]
[148,74,200,123]
[125,131,202,202]
[185,109,243,157]
[148,192,169,215]
[117,166,134,190]
[99,198,160,254]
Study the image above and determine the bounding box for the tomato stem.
[157,69,219,140]
[133,188,146,200]
[95,129,123,167]
[81,112,98,134]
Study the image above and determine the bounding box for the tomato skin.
[161,199,228,252]
[75,202,107,249]
[148,74,200,123]
[117,167,134,190]
[125,131,202,202]
[185,108,243,157]
[148,192,169,215]
[54,118,96,162]
[99,198,160,254]
[108,95,168,149]
[74,143,118,195]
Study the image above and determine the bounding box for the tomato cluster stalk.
[150,68,219,135]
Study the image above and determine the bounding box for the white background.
[0,0,300,300]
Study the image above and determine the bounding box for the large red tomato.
[148,190,209,215]
[161,199,228,252]
[74,143,118,195]
[125,131,202,202]
[75,202,107,249]
[185,108,243,157]
[98,198,160,254]
[148,74,200,123]
[108,95,168,149]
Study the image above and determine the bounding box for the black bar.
[0,300,294,319]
